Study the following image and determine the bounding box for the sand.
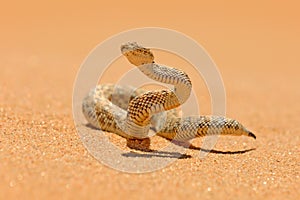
[1,1,299,199]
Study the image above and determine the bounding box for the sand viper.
[82,42,255,149]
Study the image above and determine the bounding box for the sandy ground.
[1,1,299,200]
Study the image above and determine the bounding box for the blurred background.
[1,0,299,115]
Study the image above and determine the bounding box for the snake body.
[82,42,255,145]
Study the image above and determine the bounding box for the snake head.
[121,42,154,66]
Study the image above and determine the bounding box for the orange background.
[1,0,299,70]
[1,0,299,127]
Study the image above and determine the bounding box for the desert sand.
[0,1,299,200]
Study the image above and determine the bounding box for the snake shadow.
[122,140,255,159]
[122,150,192,159]
[84,123,255,158]
[171,140,256,155]
[121,143,255,159]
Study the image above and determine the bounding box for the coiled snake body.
[82,42,255,149]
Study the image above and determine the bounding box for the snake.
[82,42,256,149]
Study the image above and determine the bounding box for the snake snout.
[120,41,140,54]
